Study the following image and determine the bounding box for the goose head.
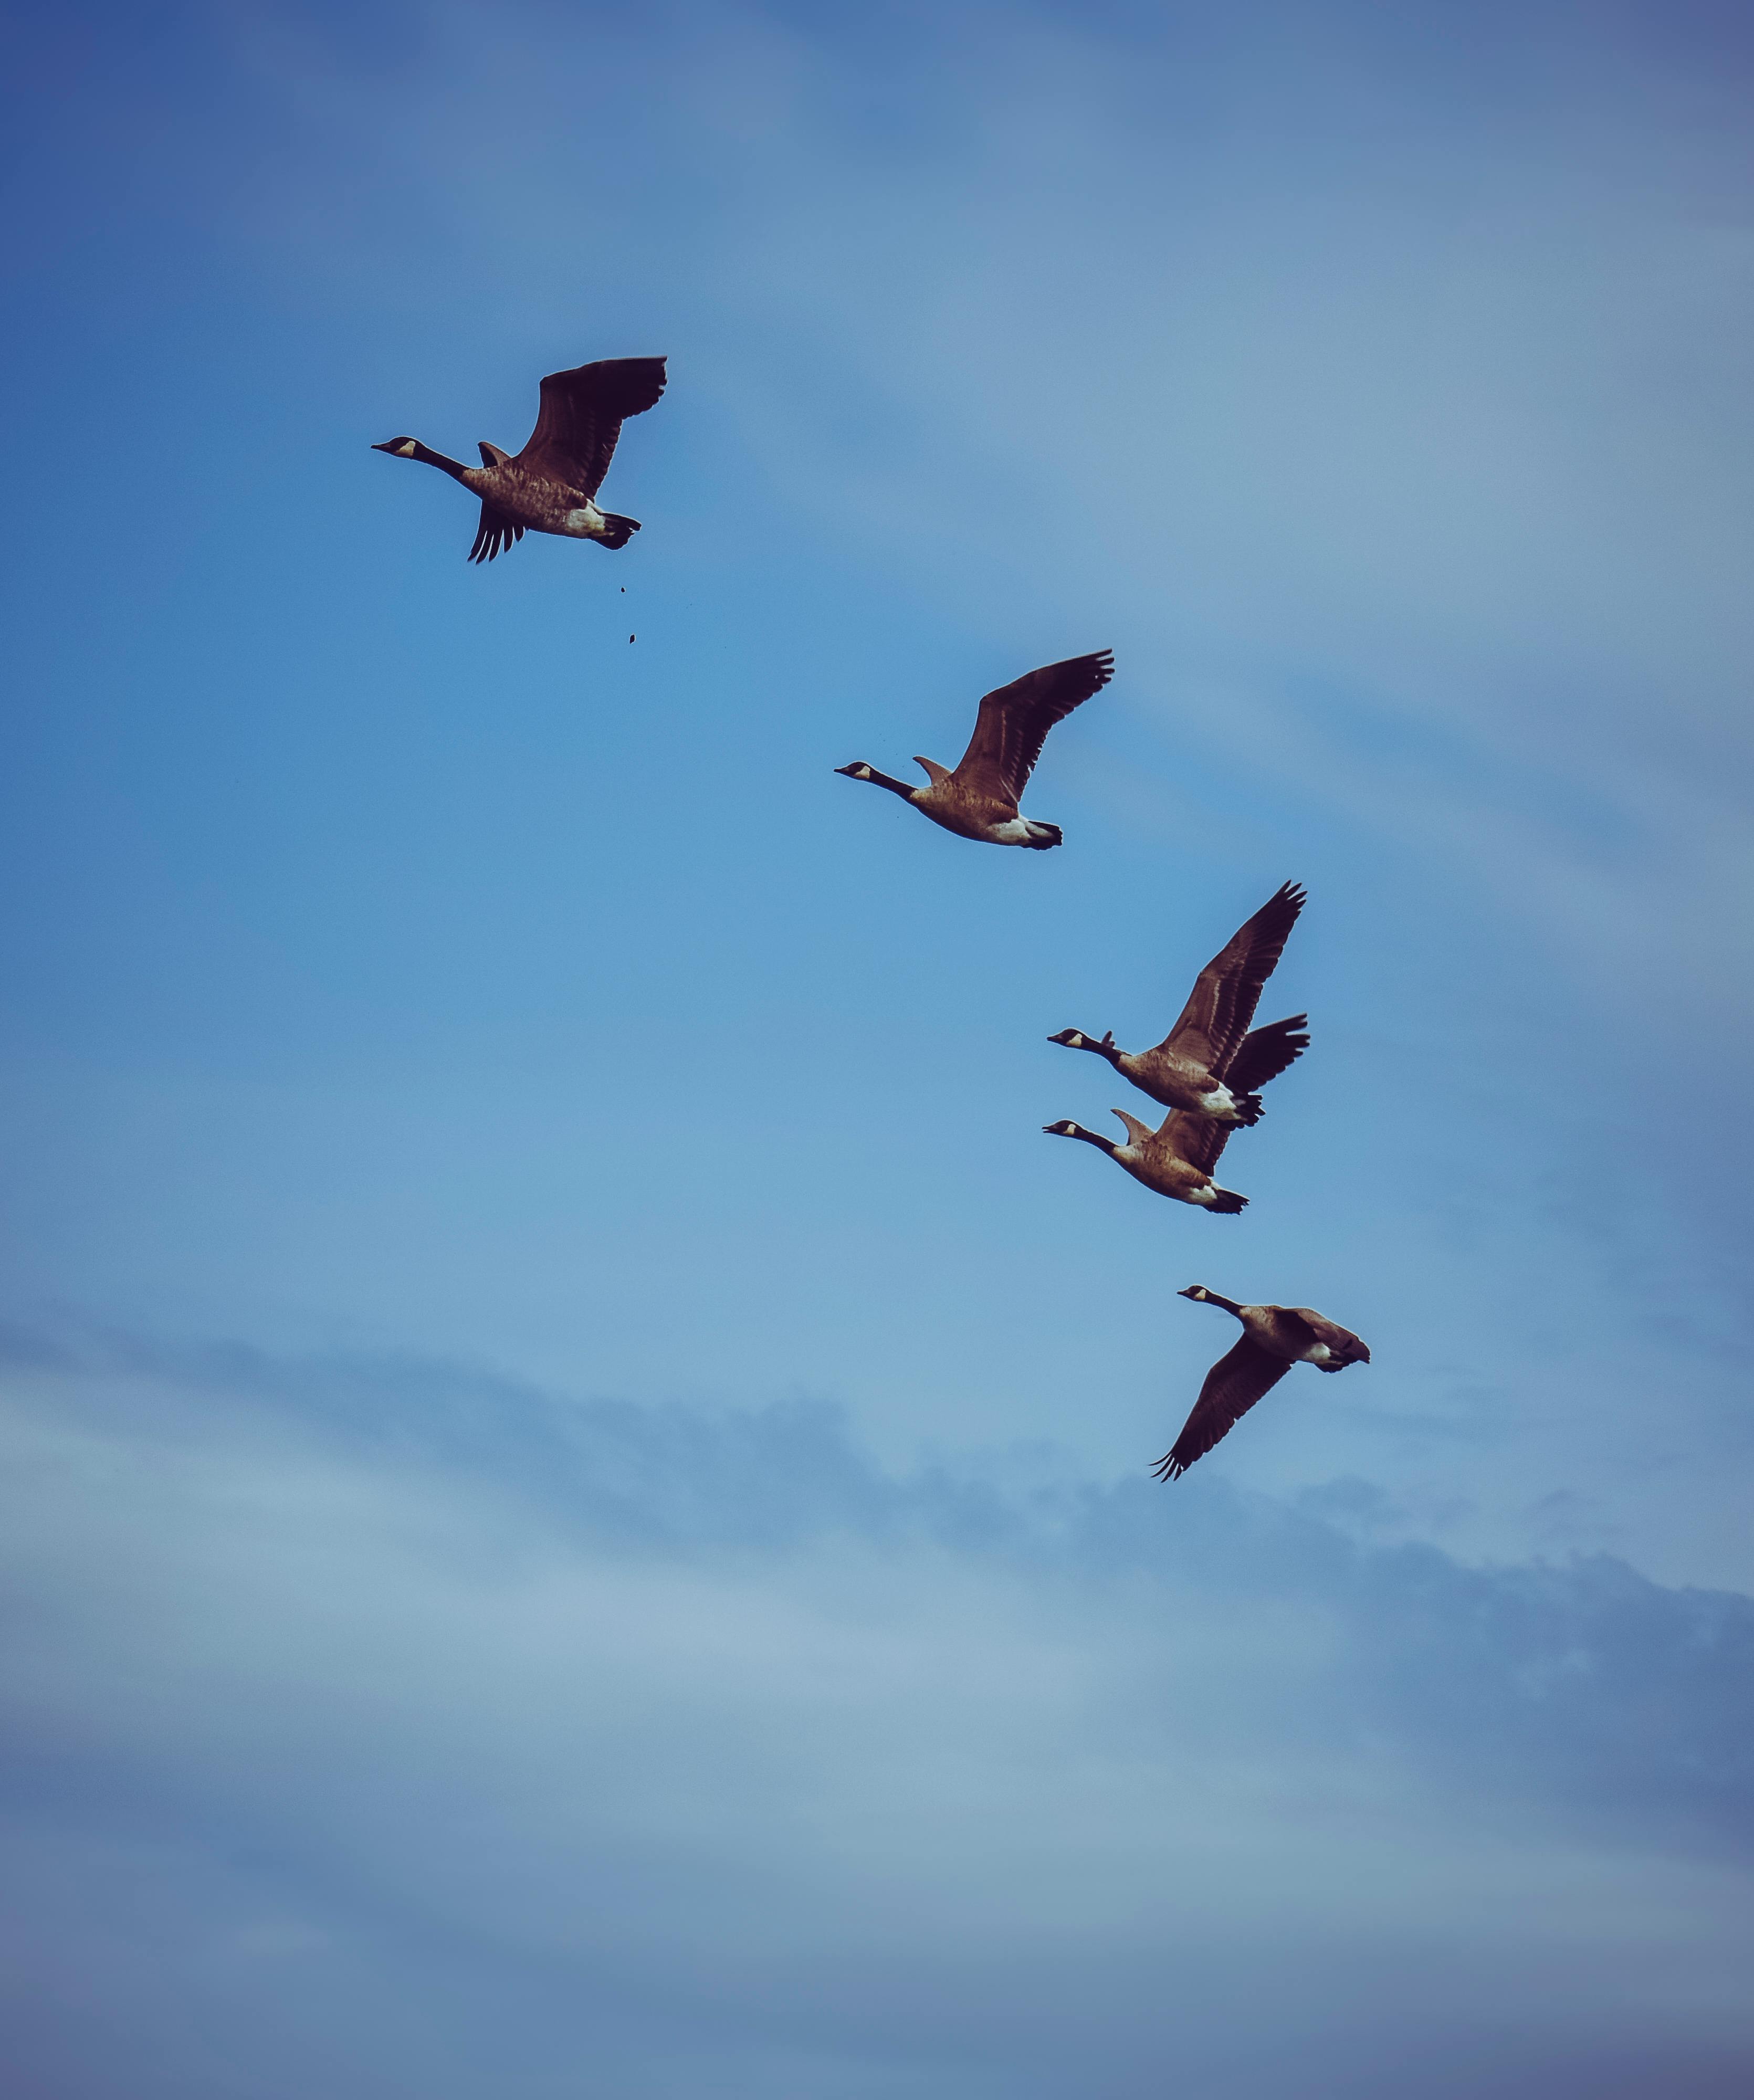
[1178,1286,1212,1302]
[372,437,421,457]
[1042,1119,1118,1154]
[1047,1028,1119,1060]
[835,761,918,802]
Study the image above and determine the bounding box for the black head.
[1042,1120,1081,1138]
[1178,1285,1211,1302]
[834,762,875,780]
[1047,1029,1087,1049]
[372,437,419,456]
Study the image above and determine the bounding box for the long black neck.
[409,440,472,481]
[1198,1289,1245,1317]
[856,766,918,801]
[1078,1033,1123,1068]
[1067,1124,1118,1156]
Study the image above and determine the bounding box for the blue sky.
[2,1,1752,2092]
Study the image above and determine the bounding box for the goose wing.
[1159,1107,1233,1179]
[1225,1014,1310,1095]
[517,356,668,497]
[1152,883,1306,1076]
[1288,1308,1370,1364]
[469,506,526,564]
[951,650,1113,806]
[1154,1338,1291,1479]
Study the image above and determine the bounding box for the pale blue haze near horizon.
[2,1,1752,2093]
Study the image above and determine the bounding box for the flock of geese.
[375,351,1371,1480]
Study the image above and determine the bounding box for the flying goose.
[834,651,1113,848]
[373,355,667,561]
[1154,1285,1370,1479]
[1041,1104,1249,1213]
[1049,883,1308,1125]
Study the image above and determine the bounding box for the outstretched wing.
[1225,1014,1310,1096]
[516,356,668,497]
[1159,1107,1233,1179]
[1153,883,1306,1076]
[1153,1338,1291,1479]
[952,650,1114,807]
[469,506,525,563]
[1288,1309,1370,1365]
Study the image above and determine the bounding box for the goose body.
[1042,1106,1248,1213]
[1155,1285,1370,1479]
[835,652,1112,849]
[1050,883,1308,1125]
[373,355,667,562]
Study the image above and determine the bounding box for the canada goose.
[1042,1105,1248,1213]
[1154,1285,1370,1479]
[373,355,667,562]
[1049,884,1308,1125]
[834,652,1112,848]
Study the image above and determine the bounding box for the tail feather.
[598,512,641,550]
[1022,822,1063,850]
[1206,1186,1247,1214]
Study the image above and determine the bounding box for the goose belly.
[491,485,611,538]
[1120,1052,1224,1114]
[1120,1153,1206,1203]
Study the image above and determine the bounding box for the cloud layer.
[3,1330,1751,2096]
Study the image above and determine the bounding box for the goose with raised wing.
[834,651,1112,848]
[1154,1285,1370,1479]
[1049,883,1308,1125]
[373,355,667,561]
[1042,1104,1250,1213]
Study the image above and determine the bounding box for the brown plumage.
[1154,1286,1371,1479]
[835,652,1113,848]
[373,355,667,562]
[1049,884,1308,1125]
[1041,1101,1248,1213]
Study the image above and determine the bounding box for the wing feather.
[1153,1338,1291,1479]
[1287,1309,1370,1364]
[517,356,668,497]
[468,505,525,564]
[951,650,1113,806]
[1154,883,1306,1075]
[1224,1014,1310,1096]
[1159,1107,1233,1179]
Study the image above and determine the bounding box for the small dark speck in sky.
[629,634,636,644]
